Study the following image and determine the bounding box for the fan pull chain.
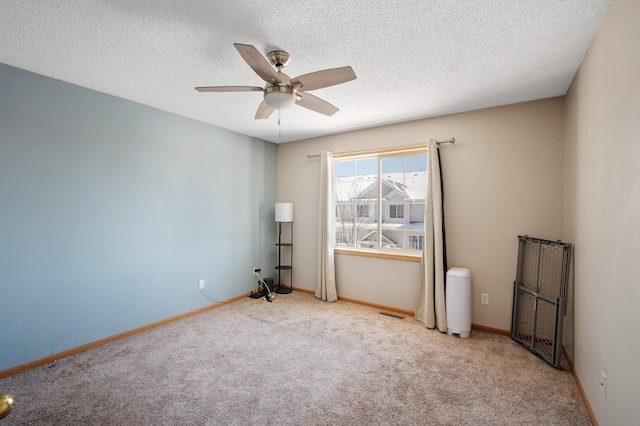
[278,99,282,139]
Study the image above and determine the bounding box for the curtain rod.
[305,137,455,159]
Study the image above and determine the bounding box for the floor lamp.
[275,203,293,294]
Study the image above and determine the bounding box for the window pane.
[355,158,376,176]
[381,157,403,174]
[380,154,426,250]
[335,158,378,248]
[336,160,355,178]
[405,154,427,172]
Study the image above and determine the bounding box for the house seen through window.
[334,150,427,251]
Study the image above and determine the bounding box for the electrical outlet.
[601,371,606,397]
[481,293,489,305]
[199,279,205,290]
[252,267,260,276]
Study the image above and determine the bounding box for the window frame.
[333,146,427,256]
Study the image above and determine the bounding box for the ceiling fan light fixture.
[264,86,295,110]
[196,44,356,120]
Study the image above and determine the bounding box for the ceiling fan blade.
[290,66,356,91]
[195,86,263,93]
[233,43,282,84]
[295,92,339,116]
[255,101,274,119]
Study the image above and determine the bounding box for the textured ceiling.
[0,0,611,143]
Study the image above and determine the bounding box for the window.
[409,235,424,251]
[356,204,370,218]
[389,204,404,219]
[334,149,427,251]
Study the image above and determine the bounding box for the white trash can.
[445,267,472,338]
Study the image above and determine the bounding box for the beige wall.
[564,0,640,424]
[277,97,565,330]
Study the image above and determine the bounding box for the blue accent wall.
[0,64,277,372]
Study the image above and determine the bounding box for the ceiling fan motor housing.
[267,50,290,69]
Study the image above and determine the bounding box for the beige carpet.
[0,291,590,425]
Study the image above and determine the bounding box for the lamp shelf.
[275,218,293,294]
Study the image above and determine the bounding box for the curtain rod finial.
[436,137,455,145]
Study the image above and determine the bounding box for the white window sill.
[334,247,422,263]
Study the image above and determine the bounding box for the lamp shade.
[264,89,295,110]
[275,203,293,222]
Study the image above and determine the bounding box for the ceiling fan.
[195,43,357,119]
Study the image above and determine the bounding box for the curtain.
[415,139,447,331]
[316,151,338,302]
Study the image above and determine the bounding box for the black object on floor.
[249,291,267,299]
